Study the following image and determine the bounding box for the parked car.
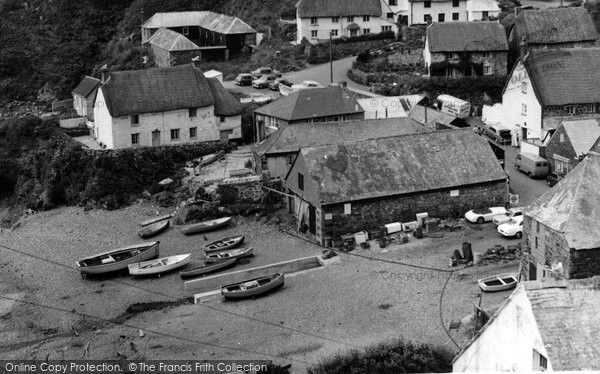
[465,207,508,224]
[252,74,278,89]
[482,124,512,145]
[497,215,524,238]
[514,152,549,178]
[251,67,281,79]
[269,78,293,91]
[546,171,565,187]
[493,207,524,226]
[280,80,324,96]
[235,74,253,86]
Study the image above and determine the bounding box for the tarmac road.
[502,144,550,207]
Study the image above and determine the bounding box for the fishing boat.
[180,258,238,279]
[204,234,245,253]
[138,220,170,239]
[76,241,160,278]
[138,214,172,227]
[205,247,253,263]
[128,253,191,276]
[478,273,519,292]
[180,217,232,235]
[221,273,284,300]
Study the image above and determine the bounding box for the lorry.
[436,94,471,118]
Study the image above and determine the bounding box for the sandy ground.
[0,203,520,372]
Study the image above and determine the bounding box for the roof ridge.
[564,158,588,233]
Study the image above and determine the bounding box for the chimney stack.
[140,7,145,26]
[519,35,529,62]
[100,64,109,84]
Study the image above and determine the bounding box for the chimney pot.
[100,64,109,84]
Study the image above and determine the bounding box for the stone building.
[522,154,600,281]
[423,21,508,77]
[284,128,507,244]
[544,117,600,174]
[146,28,202,67]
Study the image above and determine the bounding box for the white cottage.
[72,76,101,128]
[93,64,242,149]
[408,0,499,25]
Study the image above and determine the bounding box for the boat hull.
[180,258,238,279]
[181,217,232,235]
[478,273,518,292]
[129,254,191,276]
[204,234,245,253]
[205,247,253,264]
[221,273,284,300]
[77,242,160,275]
[138,220,169,239]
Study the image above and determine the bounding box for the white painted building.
[466,0,500,21]
[408,0,499,25]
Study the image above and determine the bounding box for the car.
[251,67,281,79]
[497,216,524,238]
[279,80,324,96]
[269,78,293,91]
[464,207,508,224]
[252,74,278,89]
[546,171,565,187]
[492,207,524,226]
[235,74,253,86]
[481,124,512,145]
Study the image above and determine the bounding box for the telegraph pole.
[329,31,334,84]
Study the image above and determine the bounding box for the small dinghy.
[204,234,245,253]
[180,217,232,235]
[478,273,519,292]
[204,247,253,263]
[221,273,285,300]
[138,214,172,227]
[77,241,160,278]
[138,220,170,239]
[128,253,191,276]
[180,258,238,279]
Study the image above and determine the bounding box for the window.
[483,65,492,75]
[131,133,139,145]
[310,17,318,25]
[189,108,196,117]
[482,11,489,18]
[182,26,189,35]
[389,0,398,5]
[452,0,460,6]
[170,129,180,141]
[363,15,370,22]
[331,29,338,36]
[347,16,354,22]
[189,127,197,139]
[332,16,339,23]
[311,30,318,38]
[285,154,295,165]
[220,116,226,122]
[438,13,445,22]
[536,221,540,232]
[363,28,371,34]
[424,14,431,22]
[521,82,527,94]
[344,203,351,215]
[452,12,459,20]
[424,0,431,7]
[535,237,539,248]
[559,133,564,143]
[298,173,304,191]
[533,349,548,371]
[482,51,492,58]
[381,25,392,32]
[130,114,139,125]
[387,12,395,19]
[522,103,527,116]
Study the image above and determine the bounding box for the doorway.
[152,130,160,146]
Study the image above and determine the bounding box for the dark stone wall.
[569,247,600,279]
[545,125,579,173]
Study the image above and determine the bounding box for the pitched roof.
[560,118,600,156]
[525,277,600,370]
[254,86,363,121]
[143,11,256,34]
[356,94,425,117]
[295,129,506,204]
[206,78,242,117]
[253,117,425,156]
[296,0,382,18]
[408,105,459,128]
[72,76,100,98]
[100,64,214,117]
[524,48,600,107]
[514,8,598,44]
[426,22,508,52]
[147,28,200,51]
[525,154,600,249]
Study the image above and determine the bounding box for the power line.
[439,271,460,349]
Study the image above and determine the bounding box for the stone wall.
[570,247,600,279]
[321,181,507,238]
[545,125,579,172]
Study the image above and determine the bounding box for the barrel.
[473,252,482,265]
[462,242,473,262]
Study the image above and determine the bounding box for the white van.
[514,152,549,178]
[436,94,471,118]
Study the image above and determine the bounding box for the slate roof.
[426,22,508,52]
[296,0,382,18]
[206,78,242,117]
[295,129,506,204]
[72,76,100,98]
[525,277,600,370]
[408,105,459,128]
[147,28,200,51]
[253,117,425,156]
[254,86,363,121]
[525,154,600,249]
[143,11,256,34]
[524,48,600,107]
[100,64,214,117]
[560,118,600,156]
[514,8,598,44]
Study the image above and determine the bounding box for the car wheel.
[476,217,484,224]
[515,232,522,239]
[527,172,532,177]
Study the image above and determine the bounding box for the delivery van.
[513,152,549,178]
[436,94,471,118]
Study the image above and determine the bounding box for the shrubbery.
[305,32,397,64]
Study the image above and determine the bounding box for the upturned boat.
[180,217,232,235]
[180,258,238,279]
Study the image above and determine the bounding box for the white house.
[453,277,600,371]
[466,0,500,21]
[72,76,101,129]
[408,0,499,25]
[93,64,242,149]
[295,0,402,44]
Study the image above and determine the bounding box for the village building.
[408,105,469,129]
[423,21,508,77]
[452,276,600,371]
[93,64,242,149]
[507,7,598,70]
[356,94,425,119]
[482,48,600,144]
[284,129,507,244]
[252,117,425,180]
[253,86,364,141]
[141,11,256,61]
[408,0,499,25]
[544,117,600,174]
[72,76,101,130]
[522,154,600,281]
[145,28,202,67]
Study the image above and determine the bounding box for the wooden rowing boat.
[180,217,232,235]
[221,273,284,300]
[205,247,253,263]
[76,241,160,277]
[204,234,245,253]
[128,253,191,276]
[478,273,518,292]
[138,214,172,227]
[138,220,170,239]
[180,258,238,279]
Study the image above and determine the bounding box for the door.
[528,261,537,281]
[152,130,160,146]
[308,205,316,235]
[521,127,528,141]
